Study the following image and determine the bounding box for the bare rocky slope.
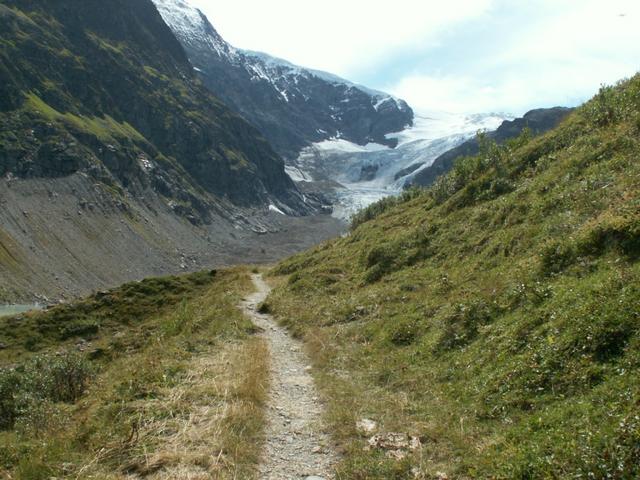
[0,0,342,302]
[0,174,343,303]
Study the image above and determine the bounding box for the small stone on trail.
[366,432,422,460]
[411,466,424,479]
[367,432,422,451]
[356,418,377,434]
[386,449,407,460]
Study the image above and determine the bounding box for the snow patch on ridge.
[242,50,409,113]
[269,204,286,215]
[285,165,313,183]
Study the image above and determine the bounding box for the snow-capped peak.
[152,0,413,153]
[152,0,403,107]
[242,50,409,113]
[152,0,238,61]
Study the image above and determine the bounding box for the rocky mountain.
[151,0,414,160]
[409,106,574,187]
[0,0,341,302]
[0,0,313,215]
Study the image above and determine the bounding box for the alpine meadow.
[1,1,638,479]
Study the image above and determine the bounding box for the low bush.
[0,353,92,430]
[350,187,423,230]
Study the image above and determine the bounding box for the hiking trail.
[240,274,338,480]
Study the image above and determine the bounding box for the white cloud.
[187,0,640,114]
[189,0,493,76]
[391,58,638,114]
[389,0,640,113]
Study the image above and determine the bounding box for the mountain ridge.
[152,0,414,159]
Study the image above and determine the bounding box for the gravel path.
[240,274,338,480]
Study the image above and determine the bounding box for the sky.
[190,0,640,115]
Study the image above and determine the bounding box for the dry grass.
[118,338,269,480]
[0,267,271,480]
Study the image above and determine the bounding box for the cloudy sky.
[190,0,640,115]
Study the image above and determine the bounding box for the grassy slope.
[267,76,640,479]
[0,268,268,479]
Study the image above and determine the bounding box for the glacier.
[289,111,512,220]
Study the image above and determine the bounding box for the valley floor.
[0,175,345,303]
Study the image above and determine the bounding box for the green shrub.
[388,318,420,346]
[351,188,423,230]
[541,212,640,274]
[0,368,20,429]
[363,245,399,283]
[58,321,99,340]
[41,354,93,402]
[0,353,92,430]
[436,300,497,351]
[583,80,640,127]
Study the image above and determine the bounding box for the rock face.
[152,0,414,160]
[0,0,312,217]
[410,107,574,188]
[0,0,345,302]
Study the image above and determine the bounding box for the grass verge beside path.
[0,267,269,479]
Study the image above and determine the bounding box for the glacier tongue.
[388,111,509,146]
[288,111,513,221]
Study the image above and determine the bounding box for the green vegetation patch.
[0,269,219,362]
[268,75,640,479]
[0,267,258,478]
[24,93,145,143]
